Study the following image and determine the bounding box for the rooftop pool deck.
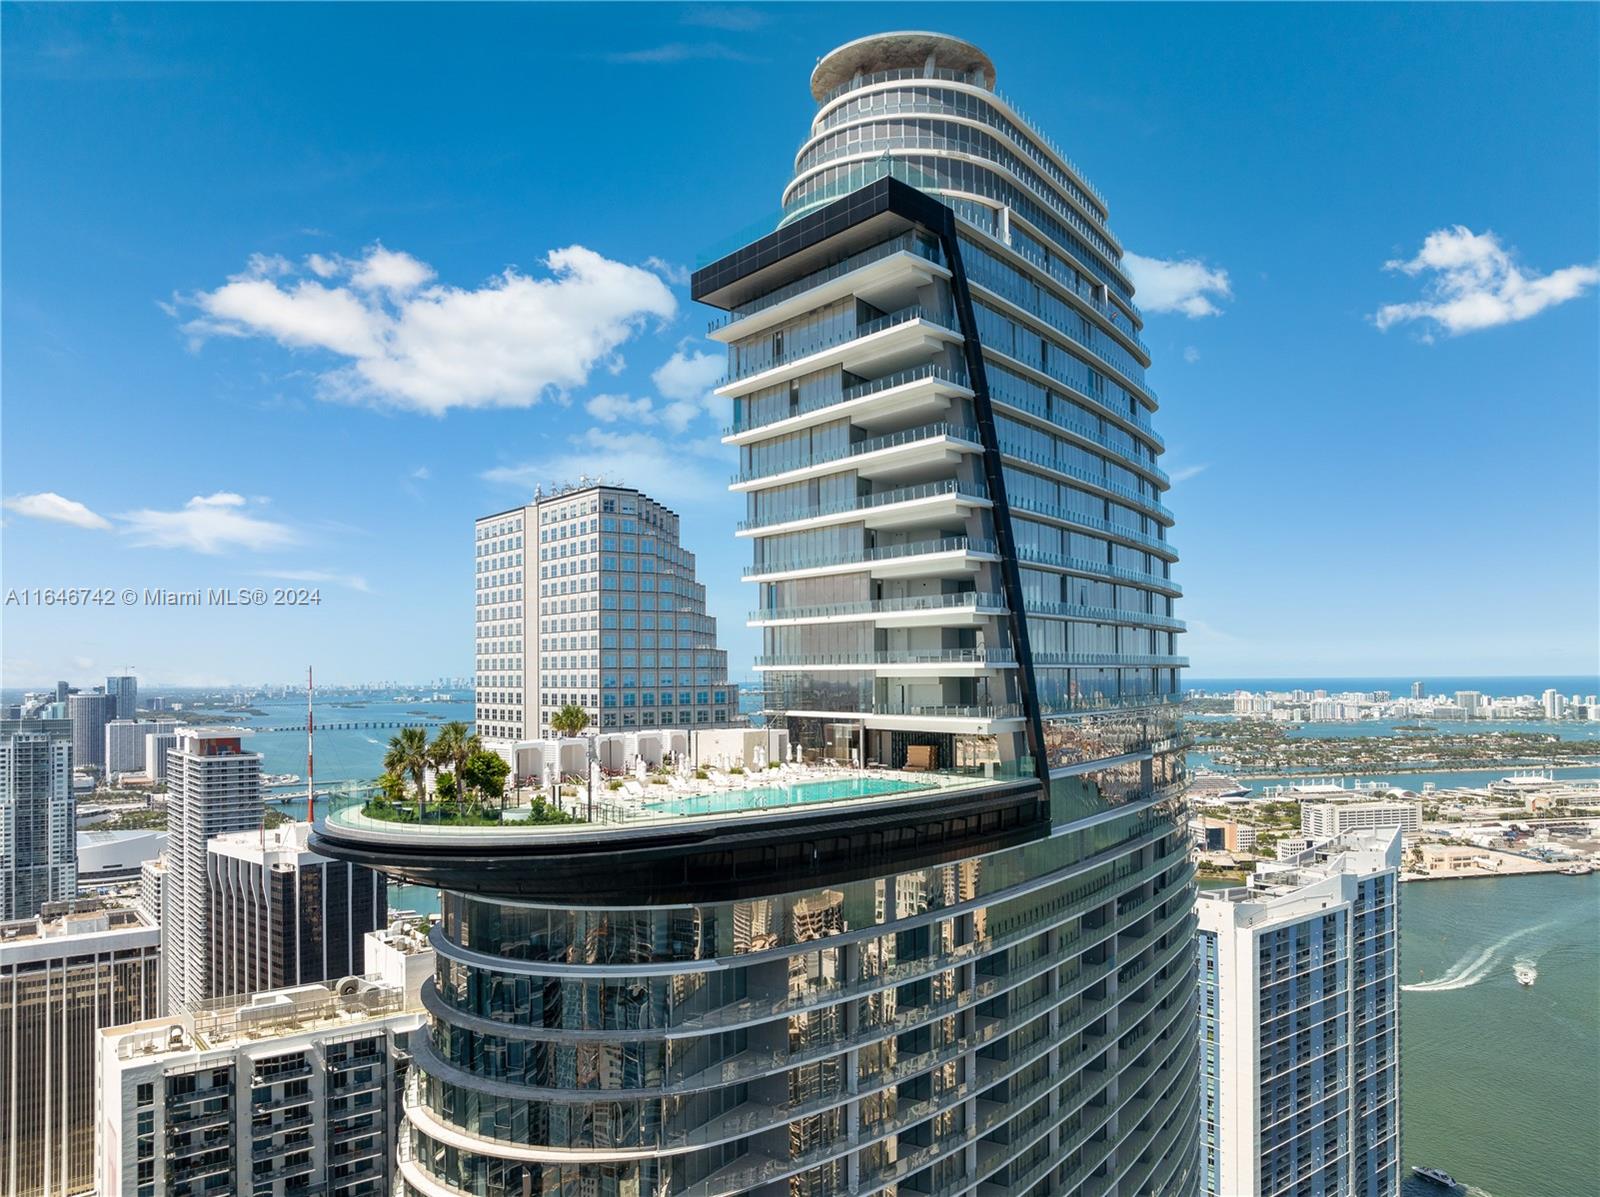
[319,767,1009,844]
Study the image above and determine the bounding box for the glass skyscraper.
[316,31,1197,1197]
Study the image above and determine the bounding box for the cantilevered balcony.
[717,304,961,395]
[753,647,1017,673]
[725,363,973,445]
[731,422,984,491]
[736,479,990,536]
[707,233,950,342]
[742,536,999,583]
[749,591,1009,627]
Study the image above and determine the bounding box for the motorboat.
[1514,962,1537,987]
[1412,1166,1459,1188]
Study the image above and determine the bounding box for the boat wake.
[1402,922,1552,993]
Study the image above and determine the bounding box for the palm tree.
[384,726,432,818]
[551,703,591,739]
[430,721,482,812]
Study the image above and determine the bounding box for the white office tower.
[165,728,263,1011]
[1,718,77,919]
[1197,830,1403,1197]
[145,729,180,782]
[96,976,423,1197]
[0,898,161,1197]
[475,482,734,743]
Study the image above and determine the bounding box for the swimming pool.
[645,775,932,817]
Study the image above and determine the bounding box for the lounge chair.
[903,745,938,772]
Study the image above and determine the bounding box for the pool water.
[646,775,932,816]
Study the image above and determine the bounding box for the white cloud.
[409,466,430,480]
[1374,225,1599,337]
[256,568,369,592]
[602,42,753,64]
[482,429,728,506]
[117,493,297,554]
[652,345,724,400]
[1123,252,1232,318]
[1182,346,1200,364]
[180,243,677,415]
[1168,463,1209,484]
[585,393,658,423]
[644,256,692,286]
[3,491,112,530]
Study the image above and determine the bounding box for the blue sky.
[3,3,1596,688]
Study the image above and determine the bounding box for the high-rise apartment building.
[67,692,117,772]
[475,482,734,742]
[105,719,178,776]
[97,976,422,1197]
[166,729,263,1011]
[106,676,139,720]
[1,719,77,919]
[144,729,180,783]
[1197,831,1402,1197]
[1409,681,1425,699]
[1,899,161,1197]
[1301,798,1421,843]
[318,32,1197,1197]
[206,821,387,1000]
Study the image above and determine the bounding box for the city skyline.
[4,3,1598,686]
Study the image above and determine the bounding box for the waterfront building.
[96,976,422,1197]
[1,718,77,919]
[1301,798,1422,843]
[1454,690,1481,718]
[144,729,180,783]
[1190,817,1255,853]
[1,899,161,1197]
[106,676,138,720]
[67,691,117,772]
[206,821,387,1000]
[1542,687,1564,720]
[1410,681,1425,699]
[317,32,1197,1197]
[105,719,177,776]
[1197,830,1402,1197]
[166,728,264,1011]
[475,482,734,743]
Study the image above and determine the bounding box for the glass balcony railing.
[989,381,1166,479]
[749,590,1007,623]
[1030,652,1190,668]
[1015,545,1181,595]
[1007,495,1177,559]
[738,479,989,532]
[1023,599,1185,632]
[732,421,983,485]
[743,535,997,577]
[999,438,1174,523]
[725,363,971,437]
[707,232,943,332]
[755,647,1017,668]
[719,303,956,387]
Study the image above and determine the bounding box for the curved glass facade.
[390,32,1199,1197]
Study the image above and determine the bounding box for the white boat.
[1412,1165,1459,1188]
[1559,862,1594,876]
[1514,962,1537,987]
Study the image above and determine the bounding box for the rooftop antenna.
[305,666,315,825]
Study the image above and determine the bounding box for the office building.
[1197,830,1402,1197]
[1,719,77,920]
[475,482,734,742]
[67,692,117,772]
[206,821,387,1000]
[144,729,180,783]
[1,899,161,1197]
[106,676,139,720]
[1301,798,1422,843]
[318,33,1197,1197]
[55,681,71,704]
[166,729,264,1011]
[97,976,422,1197]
